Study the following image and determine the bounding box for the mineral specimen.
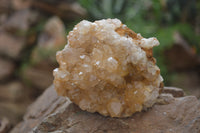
[53,19,163,117]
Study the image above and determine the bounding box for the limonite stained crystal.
[53,19,163,117]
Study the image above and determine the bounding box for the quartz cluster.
[53,19,163,117]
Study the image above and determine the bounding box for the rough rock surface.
[54,19,163,117]
[10,85,67,133]
[11,85,200,133]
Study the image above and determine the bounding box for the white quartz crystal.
[53,19,163,117]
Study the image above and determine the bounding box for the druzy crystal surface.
[53,19,163,117]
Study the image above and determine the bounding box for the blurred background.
[0,0,199,132]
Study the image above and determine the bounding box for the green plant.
[78,0,200,85]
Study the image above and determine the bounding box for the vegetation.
[75,0,200,84]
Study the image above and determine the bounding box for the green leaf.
[113,0,125,14]
[101,0,113,16]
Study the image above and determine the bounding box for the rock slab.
[11,85,200,133]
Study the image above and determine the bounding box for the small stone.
[12,0,31,10]
[31,16,66,63]
[53,19,163,117]
[21,62,55,90]
[0,117,11,133]
[0,81,34,125]
[0,57,15,81]
[162,86,184,97]
[0,14,7,25]
[3,9,39,33]
[0,81,26,102]
[156,93,175,105]
[0,0,12,14]
[0,32,25,59]
[165,32,200,70]
[31,0,86,20]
